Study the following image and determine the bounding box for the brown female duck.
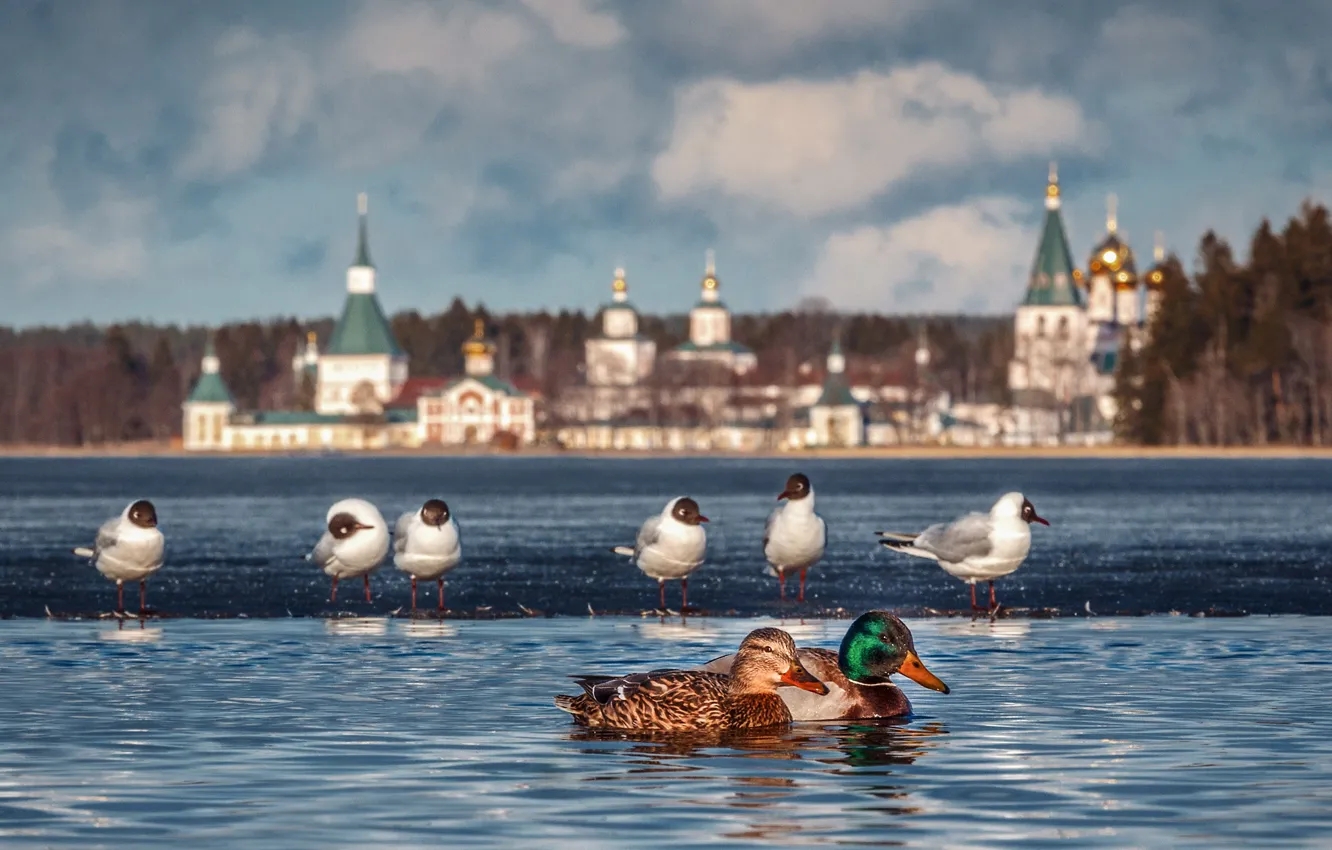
[554,627,829,732]
[695,611,949,720]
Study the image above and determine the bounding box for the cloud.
[520,0,625,48]
[801,196,1035,314]
[5,195,153,290]
[652,63,1095,217]
[179,29,318,179]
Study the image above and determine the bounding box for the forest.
[1115,201,1332,445]
[2,196,1329,448]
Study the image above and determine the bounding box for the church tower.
[316,194,409,415]
[463,318,497,377]
[584,267,656,386]
[1008,163,1088,401]
[182,337,235,451]
[1144,231,1167,327]
[688,249,731,347]
[1086,194,1139,326]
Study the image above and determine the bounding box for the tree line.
[1115,201,1332,445]
[0,302,1010,446]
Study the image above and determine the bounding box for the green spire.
[352,192,374,269]
[1021,164,1083,308]
[186,336,235,405]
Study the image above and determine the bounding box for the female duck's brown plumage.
[695,611,950,720]
[554,628,829,732]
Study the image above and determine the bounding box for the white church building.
[182,195,535,452]
[1006,165,1167,444]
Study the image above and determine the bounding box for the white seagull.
[876,492,1049,612]
[307,498,389,604]
[763,472,826,602]
[73,499,165,613]
[611,496,709,611]
[394,498,462,613]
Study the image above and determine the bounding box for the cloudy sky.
[3,0,1331,328]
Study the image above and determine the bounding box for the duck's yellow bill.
[779,660,829,695]
[897,650,950,694]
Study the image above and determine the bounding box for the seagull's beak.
[354,523,376,531]
[777,490,791,501]
[1031,514,1050,526]
[696,515,709,523]
[896,650,950,694]
[779,658,829,695]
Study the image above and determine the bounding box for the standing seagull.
[763,473,826,602]
[876,492,1049,613]
[611,497,708,611]
[307,498,389,604]
[73,499,165,614]
[394,498,462,613]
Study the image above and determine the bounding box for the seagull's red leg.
[989,580,998,612]
[659,580,666,611]
[798,568,807,603]
[363,574,372,603]
[116,581,124,613]
[779,571,786,602]
[437,578,445,613]
[681,577,689,611]
[139,580,147,615]
[331,577,338,604]
[411,576,417,613]
[970,583,980,611]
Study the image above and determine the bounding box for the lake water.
[2,456,1332,617]
[1,615,1330,848]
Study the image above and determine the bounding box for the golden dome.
[462,318,494,357]
[1088,233,1138,290]
[612,267,627,292]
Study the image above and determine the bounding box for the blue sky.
[3,0,1331,328]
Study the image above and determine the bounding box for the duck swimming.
[554,627,829,732]
[694,611,949,720]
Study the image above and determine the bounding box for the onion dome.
[462,318,495,358]
[1087,193,1138,290]
[1145,231,1167,289]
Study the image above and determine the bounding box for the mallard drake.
[695,611,949,720]
[554,627,829,732]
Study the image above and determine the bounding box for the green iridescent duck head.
[838,611,950,694]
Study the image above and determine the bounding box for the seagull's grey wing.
[914,513,994,563]
[93,518,121,555]
[309,532,336,568]
[634,514,664,560]
[393,512,413,556]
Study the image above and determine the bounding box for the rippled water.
[3,456,1332,617]
[1,616,1330,847]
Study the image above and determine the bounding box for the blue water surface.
[0,616,1329,848]
[2,456,1332,616]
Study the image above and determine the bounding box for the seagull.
[394,498,462,613]
[763,472,826,602]
[307,498,389,604]
[876,492,1049,613]
[72,499,165,614]
[611,497,708,611]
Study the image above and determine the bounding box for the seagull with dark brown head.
[72,499,165,614]
[394,498,462,613]
[876,492,1049,613]
[763,472,826,602]
[307,498,389,604]
[611,496,709,611]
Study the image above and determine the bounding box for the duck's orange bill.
[779,660,829,695]
[897,651,950,694]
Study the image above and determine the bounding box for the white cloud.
[801,196,1036,313]
[180,30,318,178]
[6,196,153,289]
[653,63,1094,217]
[343,0,532,83]
[520,0,625,48]
[654,0,929,59]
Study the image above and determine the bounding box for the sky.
[3,0,1332,328]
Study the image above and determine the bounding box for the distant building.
[1006,164,1165,445]
[181,195,534,452]
[663,250,758,375]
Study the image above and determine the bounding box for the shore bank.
[4,443,1332,460]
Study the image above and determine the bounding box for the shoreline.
[3,443,1332,460]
